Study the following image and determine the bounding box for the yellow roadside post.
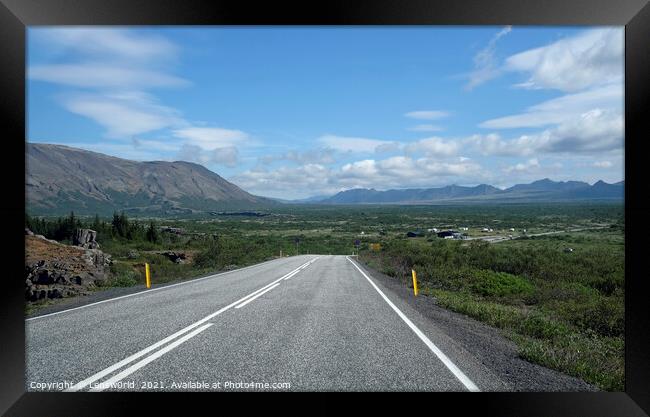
[145,263,151,289]
[411,269,418,296]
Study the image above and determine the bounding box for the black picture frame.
[1,0,649,415]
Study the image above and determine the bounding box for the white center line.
[346,256,480,392]
[89,322,215,392]
[64,256,319,392]
[234,283,281,309]
[27,256,295,322]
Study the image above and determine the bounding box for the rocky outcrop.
[73,228,100,249]
[161,251,186,264]
[25,235,112,302]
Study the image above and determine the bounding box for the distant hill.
[318,178,624,205]
[27,143,276,215]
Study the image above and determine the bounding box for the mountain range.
[26,143,623,215]
[27,143,275,215]
[314,178,624,204]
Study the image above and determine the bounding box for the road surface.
[25,255,589,392]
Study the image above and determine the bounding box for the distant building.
[427,228,439,233]
[160,226,184,234]
[564,247,574,253]
[407,230,425,238]
[437,230,463,239]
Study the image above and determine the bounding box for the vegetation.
[359,223,624,391]
[25,203,624,390]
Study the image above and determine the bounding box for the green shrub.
[515,332,624,391]
[470,270,535,298]
[104,262,141,287]
[555,296,624,337]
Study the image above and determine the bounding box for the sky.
[27,26,624,199]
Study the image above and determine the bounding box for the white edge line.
[28,255,307,321]
[345,256,480,392]
[65,257,317,392]
[234,283,281,309]
[89,322,214,392]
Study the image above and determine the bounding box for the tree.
[112,211,129,238]
[146,221,159,243]
[92,214,101,231]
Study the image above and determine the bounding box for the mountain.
[26,143,276,215]
[320,184,502,204]
[272,194,332,204]
[319,178,623,205]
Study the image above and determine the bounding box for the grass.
[422,288,623,390]
[359,227,624,391]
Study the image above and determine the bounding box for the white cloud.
[318,135,401,153]
[210,147,239,167]
[505,28,623,93]
[177,143,239,167]
[259,148,336,165]
[231,164,333,197]
[338,157,483,189]
[593,160,613,168]
[29,28,194,141]
[61,92,183,138]
[29,64,189,89]
[480,83,622,129]
[407,124,444,132]
[404,110,450,120]
[234,156,484,198]
[31,28,179,63]
[404,137,459,157]
[470,108,623,157]
[465,26,512,91]
[173,127,250,150]
[504,158,540,173]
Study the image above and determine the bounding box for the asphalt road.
[26,254,584,392]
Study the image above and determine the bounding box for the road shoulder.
[351,257,598,392]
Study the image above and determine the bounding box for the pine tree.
[146,221,159,243]
[92,214,101,231]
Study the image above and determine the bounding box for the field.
[25,202,624,390]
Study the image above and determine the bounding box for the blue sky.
[27,26,624,199]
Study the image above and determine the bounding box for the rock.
[25,234,112,303]
[47,288,63,299]
[35,269,54,285]
[73,229,100,249]
[25,228,34,236]
[127,250,139,259]
[161,251,186,264]
[82,249,112,268]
